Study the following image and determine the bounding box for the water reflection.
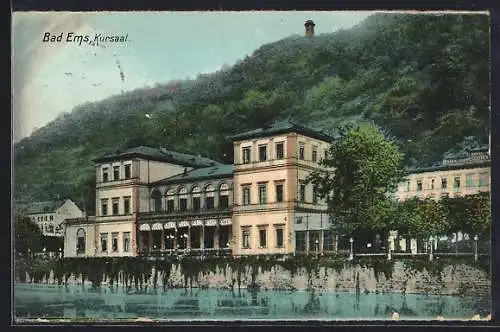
[14,284,490,321]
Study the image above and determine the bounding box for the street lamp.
[58,248,62,258]
[429,236,434,262]
[474,235,479,262]
[349,237,354,260]
[315,238,319,255]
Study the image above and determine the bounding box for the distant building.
[20,199,85,237]
[305,20,315,37]
[391,146,491,253]
[396,147,490,201]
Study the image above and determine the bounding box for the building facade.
[21,199,84,237]
[64,147,222,258]
[230,121,335,256]
[396,147,490,201]
[391,146,491,253]
[63,121,336,258]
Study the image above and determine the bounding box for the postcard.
[12,10,492,324]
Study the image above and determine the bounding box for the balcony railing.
[138,207,232,219]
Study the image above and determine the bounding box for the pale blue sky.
[12,11,373,142]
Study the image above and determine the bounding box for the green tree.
[14,216,43,255]
[307,123,404,236]
[464,192,491,237]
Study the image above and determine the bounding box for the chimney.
[305,20,315,37]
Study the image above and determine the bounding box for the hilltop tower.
[305,20,315,37]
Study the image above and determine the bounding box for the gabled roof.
[153,164,233,185]
[93,146,221,168]
[228,120,334,143]
[20,200,66,215]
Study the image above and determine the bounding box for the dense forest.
[13,13,490,214]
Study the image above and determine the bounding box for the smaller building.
[19,199,85,237]
[391,146,490,253]
[396,146,490,202]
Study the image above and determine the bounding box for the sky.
[12,11,373,142]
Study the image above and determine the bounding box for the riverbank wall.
[14,255,491,297]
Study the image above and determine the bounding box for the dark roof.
[228,120,333,143]
[93,146,221,168]
[20,200,66,215]
[305,20,315,26]
[153,164,233,185]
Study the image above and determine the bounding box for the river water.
[14,283,490,321]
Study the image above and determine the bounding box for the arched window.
[205,184,215,209]
[179,187,188,212]
[166,189,175,212]
[219,183,229,208]
[76,228,86,254]
[151,188,162,213]
[192,186,201,211]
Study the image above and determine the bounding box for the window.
[113,166,120,180]
[323,231,334,251]
[295,231,306,252]
[441,178,448,190]
[479,173,488,187]
[124,164,131,179]
[242,147,251,164]
[242,227,250,248]
[102,167,109,182]
[112,198,119,215]
[123,196,131,214]
[152,189,162,212]
[190,186,201,211]
[258,145,267,162]
[466,174,473,188]
[275,142,284,159]
[299,183,306,202]
[312,148,318,162]
[49,215,54,221]
[430,179,435,190]
[167,198,175,212]
[242,186,251,205]
[275,184,284,202]
[406,181,410,192]
[179,188,188,212]
[101,199,108,216]
[259,228,267,248]
[312,187,318,204]
[76,228,86,254]
[296,216,303,224]
[258,184,267,204]
[100,233,108,252]
[416,180,422,191]
[44,216,48,221]
[47,224,54,233]
[205,185,215,209]
[219,184,229,209]
[123,232,130,252]
[276,228,284,248]
[454,176,461,190]
[299,144,305,160]
[112,232,118,252]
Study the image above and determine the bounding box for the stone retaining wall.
[23,262,490,297]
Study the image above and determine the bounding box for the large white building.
[20,199,85,237]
